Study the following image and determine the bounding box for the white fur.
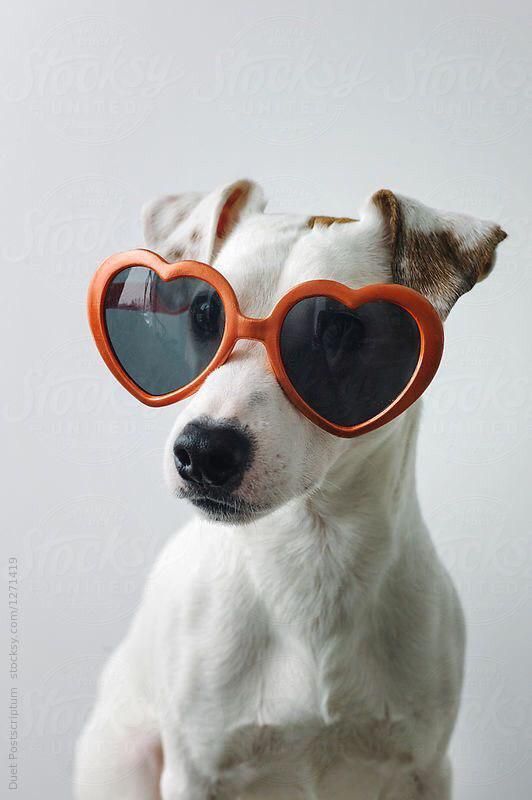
[74,182,472,800]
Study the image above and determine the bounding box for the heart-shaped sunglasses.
[87,249,444,437]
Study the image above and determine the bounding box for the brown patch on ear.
[372,189,507,318]
[307,215,358,228]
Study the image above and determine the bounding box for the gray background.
[2,0,531,797]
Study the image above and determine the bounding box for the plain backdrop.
[2,0,531,797]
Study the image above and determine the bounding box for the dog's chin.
[184,494,268,525]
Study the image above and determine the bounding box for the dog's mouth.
[186,493,264,524]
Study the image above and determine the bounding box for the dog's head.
[143,179,506,523]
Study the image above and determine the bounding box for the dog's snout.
[173,419,252,491]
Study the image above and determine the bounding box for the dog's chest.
[214,628,412,797]
[254,626,324,725]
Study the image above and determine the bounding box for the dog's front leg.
[159,732,213,800]
[160,768,210,800]
[413,759,451,800]
[160,764,212,800]
[383,758,452,800]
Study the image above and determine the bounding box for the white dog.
[74,180,506,799]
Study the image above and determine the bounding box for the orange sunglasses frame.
[87,249,444,438]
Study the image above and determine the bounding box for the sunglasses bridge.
[235,315,271,342]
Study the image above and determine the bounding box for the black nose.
[173,419,252,491]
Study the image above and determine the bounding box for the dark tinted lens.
[280,298,420,427]
[104,267,225,396]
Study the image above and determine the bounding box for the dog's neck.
[313,409,418,520]
[237,405,424,637]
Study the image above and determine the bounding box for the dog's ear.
[142,179,266,262]
[366,189,507,318]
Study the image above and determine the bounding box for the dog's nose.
[173,419,252,490]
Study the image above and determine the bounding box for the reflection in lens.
[280,298,420,427]
[104,267,225,395]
